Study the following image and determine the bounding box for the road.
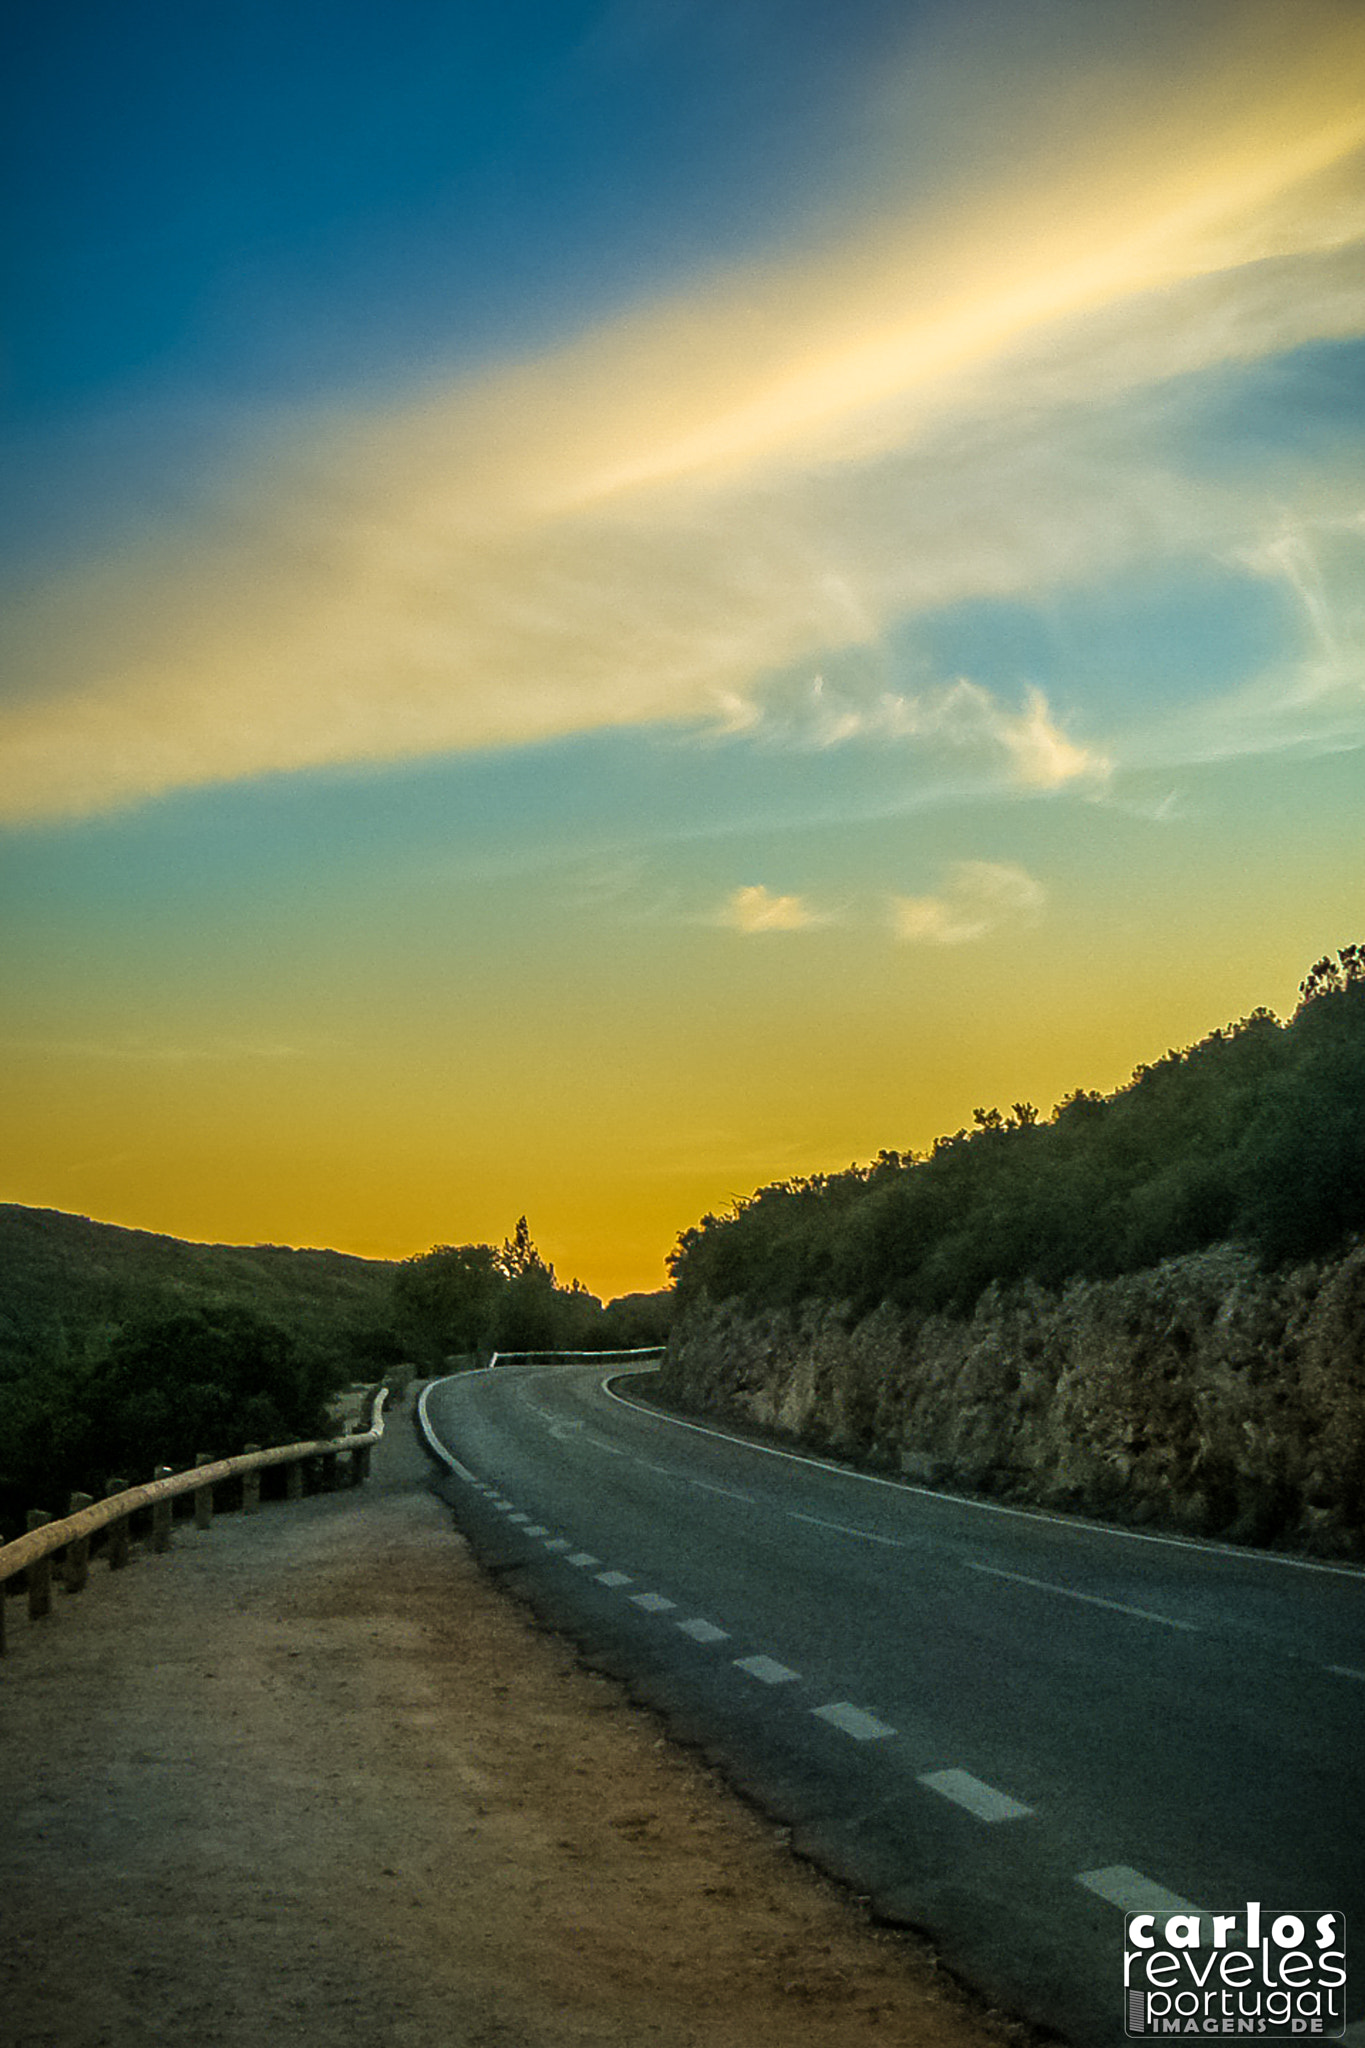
[420,1362,1365,2047]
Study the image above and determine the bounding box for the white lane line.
[522,1524,549,1537]
[677,1618,730,1643]
[491,1502,517,1512]
[1327,1664,1365,1682]
[813,1702,896,1741]
[688,1478,755,1504]
[918,1769,1033,1822]
[968,1561,1197,1631]
[567,1553,600,1568]
[542,1538,572,1552]
[630,1592,678,1613]
[596,1570,634,1588]
[597,1375,1365,1581]
[790,1511,904,1549]
[507,1513,533,1525]
[1077,1866,1203,1916]
[735,1655,800,1685]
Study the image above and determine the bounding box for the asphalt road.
[420,1363,1365,2047]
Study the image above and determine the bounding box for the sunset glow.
[3,0,1363,1295]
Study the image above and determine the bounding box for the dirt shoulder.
[1,1400,1025,2048]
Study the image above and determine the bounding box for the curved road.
[421,1363,1365,2046]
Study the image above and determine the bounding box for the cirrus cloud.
[890,860,1046,945]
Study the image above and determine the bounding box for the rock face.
[661,1243,1365,1557]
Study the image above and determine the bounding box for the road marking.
[813,1702,896,1741]
[1327,1664,1365,1682]
[688,1479,755,1504]
[1076,1866,1203,1916]
[596,1570,633,1588]
[735,1655,800,1685]
[630,1592,678,1613]
[542,1538,571,1552]
[567,1552,600,1568]
[790,1512,904,1548]
[968,1561,1197,1630]
[523,1524,549,1536]
[677,1618,729,1643]
[595,1375,1365,1580]
[918,1769,1033,1822]
[507,1513,533,1525]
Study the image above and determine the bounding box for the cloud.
[705,672,1108,792]
[719,885,825,934]
[1109,511,1365,772]
[2,0,1363,823]
[890,861,1046,945]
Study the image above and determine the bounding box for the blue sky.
[2,0,1363,1292]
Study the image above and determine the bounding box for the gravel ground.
[0,1400,1023,2048]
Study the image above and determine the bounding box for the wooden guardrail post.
[106,1481,130,1567]
[26,1511,53,1619]
[151,1468,173,1553]
[194,1454,215,1530]
[241,1448,261,1514]
[63,1493,94,1591]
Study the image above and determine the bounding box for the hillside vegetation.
[0,1206,398,1385]
[669,949,1365,1317]
[0,1207,669,1540]
[662,950,1365,1555]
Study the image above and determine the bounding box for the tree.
[392,1243,506,1362]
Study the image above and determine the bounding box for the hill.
[0,1205,398,1381]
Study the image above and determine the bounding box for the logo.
[1124,1903,1346,2038]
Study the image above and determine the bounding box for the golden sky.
[3,0,1363,1293]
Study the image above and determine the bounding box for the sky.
[2,0,1363,1299]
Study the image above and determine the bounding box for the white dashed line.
[507,1512,533,1525]
[735,1655,800,1685]
[968,1561,1197,1630]
[630,1592,678,1613]
[1327,1664,1365,1682]
[813,1702,896,1741]
[542,1538,571,1552]
[677,1618,729,1643]
[687,1479,755,1504]
[596,1570,634,1588]
[919,1769,1033,1822]
[567,1553,600,1568]
[1076,1866,1203,1916]
[522,1524,549,1536]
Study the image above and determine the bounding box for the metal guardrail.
[487,1346,665,1367]
[0,1387,389,1657]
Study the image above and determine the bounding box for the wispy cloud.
[715,672,1108,790]
[890,861,1046,945]
[718,884,828,934]
[1,2,1362,823]
[1111,511,1365,772]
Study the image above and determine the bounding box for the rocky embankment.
[661,1243,1365,1557]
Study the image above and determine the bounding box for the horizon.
[3,1,1363,1299]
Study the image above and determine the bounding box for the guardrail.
[488,1346,665,1367]
[0,1387,389,1658]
